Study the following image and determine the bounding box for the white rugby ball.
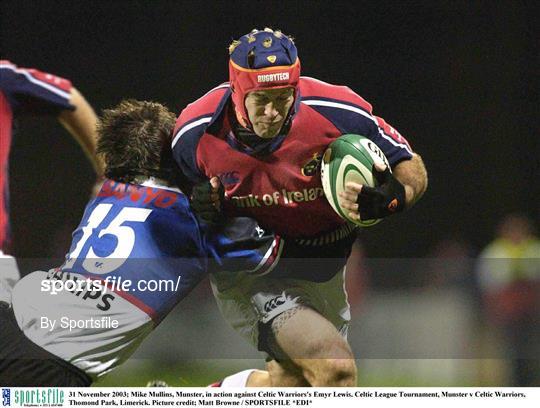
[321,134,390,227]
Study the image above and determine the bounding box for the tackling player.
[0,100,280,386]
[0,61,102,302]
[172,28,428,386]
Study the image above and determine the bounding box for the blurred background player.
[476,214,540,386]
[0,60,102,302]
[0,99,280,386]
[172,28,428,386]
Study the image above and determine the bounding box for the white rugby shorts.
[210,267,351,352]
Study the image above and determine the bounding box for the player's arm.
[328,88,427,219]
[341,153,428,221]
[369,114,428,208]
[1,61,102,176]
[206,217,283,276]
[392,153,428,209]
[58,87,103,175]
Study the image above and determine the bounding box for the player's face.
[244,87,294,138]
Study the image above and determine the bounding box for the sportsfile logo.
[257,72,289,83]
[2,389,10,407]
[10,389,64,406]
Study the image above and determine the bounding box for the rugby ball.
[321,134,390,227]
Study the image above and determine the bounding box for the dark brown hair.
[97,99,176,184]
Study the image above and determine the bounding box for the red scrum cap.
[228,28,301,128]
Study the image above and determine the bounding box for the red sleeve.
[171,84,229,183]
[300,77,413,166]
[0,60,73,115]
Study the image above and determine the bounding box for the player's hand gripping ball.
[321,134,403,226]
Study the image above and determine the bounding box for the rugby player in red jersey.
[173,28,428,386]
[0,61,102,302]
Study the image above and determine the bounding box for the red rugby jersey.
[172,77,412,238]
[0,61,73,251]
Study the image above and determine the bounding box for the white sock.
[220,369,256,387]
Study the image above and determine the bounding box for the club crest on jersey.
[267,55,277,64]
[262,37,273,48]
[301,153,323,177]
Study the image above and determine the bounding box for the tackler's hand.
[190,176,224,225]
[339,163,406,221]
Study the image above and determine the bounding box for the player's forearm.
[58,87,104,175]
[393,153,428,209]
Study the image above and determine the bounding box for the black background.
[1,0,538,258]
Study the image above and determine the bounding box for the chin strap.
[234,106,251,130]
